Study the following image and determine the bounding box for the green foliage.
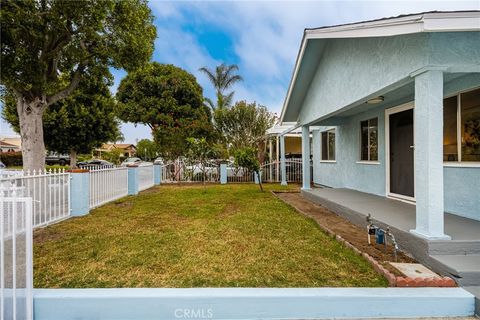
[199,64,242,109]
[102,149,123,165]
[136,139,157,161]
[214,100,276,153]
[234,147,263,191]
[186,137,216,161]
[116,62,215,160]
[0,152,23,167]
[0,0,156,95]
[0,0,156,170]
[2,70,122,156]
[234,147,260,172]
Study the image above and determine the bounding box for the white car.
[121,157,142,167]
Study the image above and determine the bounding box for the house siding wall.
[311,78,480,221]
[298,32,480,126]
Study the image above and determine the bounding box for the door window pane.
[321,132,328,160]
[443,96,458,161]
[461,88,480,162]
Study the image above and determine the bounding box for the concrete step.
[429,240,480,255]
[463,286,480,316]
[430,254,480,286]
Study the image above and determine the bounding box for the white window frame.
[320,129,336,162]
[359,117,379,162]
[443,87,480,167]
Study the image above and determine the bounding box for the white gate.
[1,197,33,320]
[0,170,70,228]
[160,160,220,183]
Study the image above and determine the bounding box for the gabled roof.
[280,11,480,123]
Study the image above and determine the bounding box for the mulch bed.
[273,191,456,287]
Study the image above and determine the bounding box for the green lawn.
[34,184,387,288]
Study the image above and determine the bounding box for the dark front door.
[389,108,414,198]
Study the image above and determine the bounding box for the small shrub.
[0,151,23,166]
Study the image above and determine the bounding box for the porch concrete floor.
[302,187,480,241]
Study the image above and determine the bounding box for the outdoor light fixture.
[366,96,384,104]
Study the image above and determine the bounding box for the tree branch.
[46,63,84,106]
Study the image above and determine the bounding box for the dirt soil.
[275,192,416,276]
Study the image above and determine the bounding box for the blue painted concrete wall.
[127,167,139,195]
[70,172,90,216]
[33,287,474,320]
[444,167,480,221]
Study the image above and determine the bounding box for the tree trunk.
[70,150,78,169]
[17,98,47,172]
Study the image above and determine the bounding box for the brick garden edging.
[272,191,456,288]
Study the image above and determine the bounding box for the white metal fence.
[261,159,306,183]
[160,160,220,183]
[89,167,128,209]
[138,164,154,191]
[0,170,70,228]
[1,197,33,320]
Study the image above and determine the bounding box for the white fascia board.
[279,35,308,123]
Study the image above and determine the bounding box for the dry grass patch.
[34,184,387,288]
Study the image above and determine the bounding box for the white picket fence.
[1,197,33,320]
[89,167,128,209]
[0,170,70,229]
[261,159,304,183]
[138,164,154,191]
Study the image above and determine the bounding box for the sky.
[1,0,479,143]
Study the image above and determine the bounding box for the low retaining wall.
[33,288,474,319]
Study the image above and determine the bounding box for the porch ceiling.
[310,72,473,126]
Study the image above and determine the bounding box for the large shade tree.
[2,67,122,168]
[199,63,242,109]
[0,0,156,170]
[214,100,275,162]
[116,62,214,160]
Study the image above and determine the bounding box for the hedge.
[0,152,23,167]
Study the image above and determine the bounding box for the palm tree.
[199,63,242,109]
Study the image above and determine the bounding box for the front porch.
[302,187,480,286]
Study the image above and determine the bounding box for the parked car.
[45,152,70,166]
[77,159,114,169]
[153,157,164,165]
[120,157,142,167]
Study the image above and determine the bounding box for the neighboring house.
[0,140,21,153]
[279,11,480,288]
[0,136,21,152]
[95,143,137,159]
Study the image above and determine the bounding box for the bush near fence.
[0,151,23,166]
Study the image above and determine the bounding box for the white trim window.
[360,118,378,161]
[443,88,480,163]
[321,129,336,161]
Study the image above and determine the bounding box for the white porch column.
[268,138,273,181]
[280,135,287,186]
[301,125,311,190]
[411,69,450,240]
[276,136,280,182]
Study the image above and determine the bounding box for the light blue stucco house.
[278,11,480,288]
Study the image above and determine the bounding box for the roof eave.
[279,11,480,125]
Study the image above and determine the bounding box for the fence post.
[154,163,162,186]
[254,170,262,184]
[128,165,139,195]
[220,163,227,185]
[69,169,90,216]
